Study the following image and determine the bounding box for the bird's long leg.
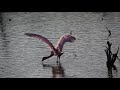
[56,57,59,63]
[57,56,61,63]
[58,56,60,63]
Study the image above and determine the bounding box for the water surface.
[0,12,120,78]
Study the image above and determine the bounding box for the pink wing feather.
[25,33,56,53]
[55,35,76,52]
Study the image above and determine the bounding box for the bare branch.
[117,47,119,54]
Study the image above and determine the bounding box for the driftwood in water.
[105,41,119,78]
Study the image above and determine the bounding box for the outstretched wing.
[25,33,56,53]
[55,34,76,52]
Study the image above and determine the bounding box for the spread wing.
[25,33,56,53]
[55,34,76,52]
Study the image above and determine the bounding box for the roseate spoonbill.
[25,33,76,63]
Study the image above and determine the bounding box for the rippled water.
[0,12,120,78]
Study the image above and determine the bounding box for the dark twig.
[106,26,111,37]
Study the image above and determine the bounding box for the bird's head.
[67,35,76,42]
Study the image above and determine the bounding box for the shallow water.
[0,12,120,78]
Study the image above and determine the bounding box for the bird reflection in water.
[52,62,64,78]
[42,61,65,78]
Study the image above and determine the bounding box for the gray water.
[0,12,120,78]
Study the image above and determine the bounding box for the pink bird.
[25,33,76,63]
